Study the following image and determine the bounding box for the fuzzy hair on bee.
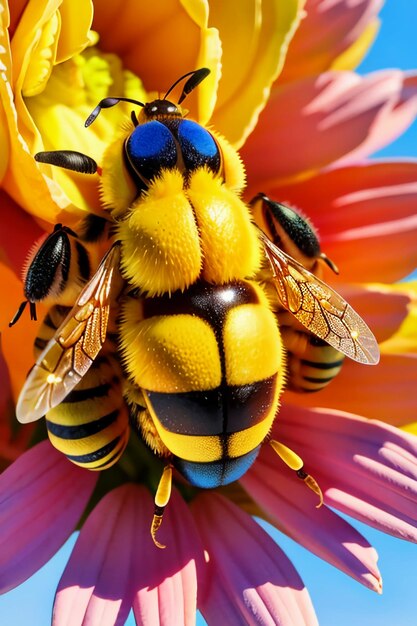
[11,68,380,548]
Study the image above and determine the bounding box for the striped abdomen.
[121,280,285,488]
[35,305,129,470]
[280,325,344,392]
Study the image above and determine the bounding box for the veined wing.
[16,243,123,423]
[260,231,380,365]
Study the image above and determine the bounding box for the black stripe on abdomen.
[146,374,277,436]
[46,409,119,439]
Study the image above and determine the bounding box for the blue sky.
[1,1,417,624]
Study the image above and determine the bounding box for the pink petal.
[336,72,417,165]
[242,71,417,186]
[54,484,140,626]
[280,0,383,83]
[0,440,97,593]
[54,485,204,626]
[250,160,417,283]
[132,487,205,626]
[285,354,417,426]
[271,405,417,541]
[193,493,319,626]
[241,458,382,592]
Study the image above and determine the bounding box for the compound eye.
[126,121,177,181]
[177,120,221,174]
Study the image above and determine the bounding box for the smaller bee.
[251,193,348,393]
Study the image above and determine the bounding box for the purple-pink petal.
[263,406,417,541]
[132,487,205,626]
[193,492,319,626]
[0,440,97,594]
[53,483,142,626]
[53,484,204,626]
[241,461,382,593]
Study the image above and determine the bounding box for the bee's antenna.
[164,68,210,104]
[85,97,145,127]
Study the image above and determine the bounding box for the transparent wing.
[260,231,380,365]
[16,243,122,423]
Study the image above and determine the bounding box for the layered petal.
[285,353,417,426]
[250,160,417,284]
[0,440,97,594]
[208,0,303,146]
[193,492,319,626]
[241,454,382,592]
[241,71,417,187]
[269,406,417,541]
[280,0,383,83]
[0,0,11,182]
[2,0,94,223]
[53,485,204,626]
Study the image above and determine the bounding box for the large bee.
[10,69,379,547]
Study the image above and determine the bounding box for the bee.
[250,193,347,393]
[10,68,379,547]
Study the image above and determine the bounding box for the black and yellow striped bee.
[10,69,379,546]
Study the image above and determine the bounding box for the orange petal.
[8,0,27,36]
[0,190,44,276]
[284,354,417,427]
[250,160,417,284]
[339,283,411,344]
[92,0,221,123]
[279,0,383,83]
[0,262,44,402]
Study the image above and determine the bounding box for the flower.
[1,1,417,624]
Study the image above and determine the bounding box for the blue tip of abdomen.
[175,446,261,489]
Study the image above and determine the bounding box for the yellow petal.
[209,0,304,147]
[56,0,93,63]
[0,1,11,182]
[92,0,221,123]
[331,19,380,72]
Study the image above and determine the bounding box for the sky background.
[1,1,417,624]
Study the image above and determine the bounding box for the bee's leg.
[269,439,323,507]
[35,150,98,175]
[8,300,35,326]
[151,464,173,549]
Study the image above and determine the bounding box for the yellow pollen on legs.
[151,465,173,550]
[270,439,324,507]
